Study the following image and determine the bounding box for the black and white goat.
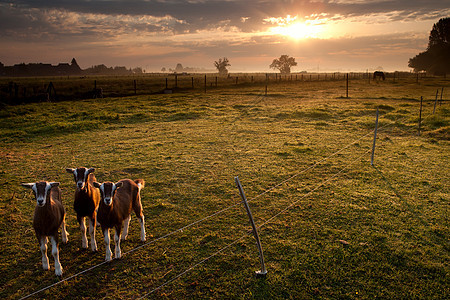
[66,167,100,251]
[21,181,69,276]
[94,179,146,262]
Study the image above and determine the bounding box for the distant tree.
[408,17,450,75]
[214,57,231,75]
[270,55,297,74]
[161,67,166,72]
[175,63,184,73]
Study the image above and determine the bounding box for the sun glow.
[266,15,328,40]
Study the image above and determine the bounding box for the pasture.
[0,76,448,299]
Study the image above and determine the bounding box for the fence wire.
[19,111,409,300]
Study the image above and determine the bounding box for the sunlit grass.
[0,78,448,299]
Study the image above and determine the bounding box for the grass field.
[0,77,449,299]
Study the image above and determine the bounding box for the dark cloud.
[3,0,449,33]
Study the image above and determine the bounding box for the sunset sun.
[266,15,328,40]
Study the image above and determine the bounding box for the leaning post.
[433,89,439,114]
[235,176,267,277]
[371,108,379,166]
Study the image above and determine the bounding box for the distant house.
[0,58,82,77]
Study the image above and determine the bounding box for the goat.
[94,179,146,262]
[21,181,68,276]
[66,167,100,252]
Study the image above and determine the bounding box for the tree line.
[408,17,450,75]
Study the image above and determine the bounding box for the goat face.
[21,181,59,207]
[94,181,123,206]
[66,167,95,190]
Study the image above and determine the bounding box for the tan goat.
[21,181,69,276]
[94,179,146,262]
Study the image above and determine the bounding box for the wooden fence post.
[204,74,207,93]
[418,96,423,135]
[235,177,267,277]
[134,79,137,94]
[371,108,379,166]
[265,73,268,96]
[346,73,349,98]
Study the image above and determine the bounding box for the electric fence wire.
[19,112,398,300]
[138,148,372,298]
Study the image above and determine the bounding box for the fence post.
[234,177,267,277]
[165,78,168,89]
[346,73,349,98]
[265,73,268,96]
[371,108,379,166]
[134,79,137,94]
[440,87,444,106]
[204,74,207,93]
[433,89,439,114]
[192,77,194,88]
[418,96,423,135]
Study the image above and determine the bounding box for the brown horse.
[373,71,385,81]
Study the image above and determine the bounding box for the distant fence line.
[0,72,441,105]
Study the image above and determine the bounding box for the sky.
[1,0,449,72]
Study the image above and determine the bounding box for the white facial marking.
[35,182,51,207]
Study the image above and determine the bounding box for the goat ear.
[21,183,34,189]
[115,182,123,189]
[49,182,60,188]
[87,168,95,174]
[66,168,75,174]
[93,182,101,188]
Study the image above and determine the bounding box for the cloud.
[3,0,449,34]
[0,0,448,70]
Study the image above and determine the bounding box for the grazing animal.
[66,167,100,251]
[21,181,69,276]
[373,71,385,81]
[94,179,146,262]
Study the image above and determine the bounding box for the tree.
[214,57,231,75]
[270,55,297,74]
[408,18,450,75]
[175,63,184,73]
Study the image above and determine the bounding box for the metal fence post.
[235,176,267,277]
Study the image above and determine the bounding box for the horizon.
[1,1,449,73]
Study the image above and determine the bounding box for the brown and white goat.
[66,167,100,251]
[94,179,146,262]
[21,181,69,276]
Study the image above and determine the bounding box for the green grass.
[0,77,449,299]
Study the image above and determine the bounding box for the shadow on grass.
[372,165,430,227]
